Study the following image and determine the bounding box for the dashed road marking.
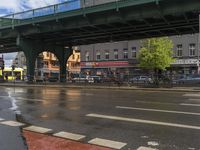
[180,103,200,107]
[0,118,4,121]
[86,113,200,130]
[183,94,200,97]
[53,131,85,141]
[23,125,52,133]
[88,138,126,149]
[136,100,177,105]
[0,120,25,127]
[137,146,158,150]
[116,106,200,116]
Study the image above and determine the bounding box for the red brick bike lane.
[23,130,112,150]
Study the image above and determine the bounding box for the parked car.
[88,76,102,83]
[176,76,200,84]
[129,76,152,83]
[48,76,59,82]
[72,75,88,83]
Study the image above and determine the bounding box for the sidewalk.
[0,82,200,92]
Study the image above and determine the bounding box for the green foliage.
[139,37,174,71]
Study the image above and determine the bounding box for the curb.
[0,83,200,92]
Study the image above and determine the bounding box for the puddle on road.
[8,91,21,115]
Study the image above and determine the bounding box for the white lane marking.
[116,106,200,116]
[180,103,200,107]
[137,146,158,150]
[136,100,177,105]
[88,138,126,149]
[53,131,85,141]
[147,141,159,146]
[137,100,200,107]
[188,98,200,101]
[86,113,200,130]
[188,148,195,150]
[0,118,4,121]
[23,125,52,133]
[0,121,25,127]
[15,97,44,102]
[183,94,200,97]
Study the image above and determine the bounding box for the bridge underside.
[0,0,200,53]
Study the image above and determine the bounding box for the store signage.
[81,61,129,67]
[171,59,199,65]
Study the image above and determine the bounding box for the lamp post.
[198,14,200,74]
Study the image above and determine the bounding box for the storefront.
[171,58,199,75]
[80,61,139,80]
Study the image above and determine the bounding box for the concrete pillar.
[17,36,73,83]
[55,46,73,82]
[17,39,39,82]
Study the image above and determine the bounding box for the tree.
[138,37,174,85]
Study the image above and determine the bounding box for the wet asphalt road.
[0,88,27,150]
[0,86,200,150]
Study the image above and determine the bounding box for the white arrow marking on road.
[86,113,200,130]
[116,106,200,116]
[137,146,158,150]
[88,138,127,149]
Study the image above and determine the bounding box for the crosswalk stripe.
[0,120,25,127]
[53,131,85,141]
[88,138,126,149]
[116,106,200,116]
[23,125,52,133]
[137,146,158,150]
[86,113,200,130]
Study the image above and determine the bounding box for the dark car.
[48,76,59,82]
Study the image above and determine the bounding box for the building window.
[132,47,137,58]
[96,51,101,61]
[189,43,195,56]
[46,52,49,57]
[114,49,118,60]
[72,54,75,60]
[105,51,109,60]
[85,52,89,61]
[177,44,182,57]
[123,48,128,59]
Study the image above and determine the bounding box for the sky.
[0,0,68,66]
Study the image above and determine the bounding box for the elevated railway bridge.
[0,0,199,81]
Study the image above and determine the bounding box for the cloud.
[0,0,67,15]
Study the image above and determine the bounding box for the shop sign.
[171,59,198,65]
[81,61,129,67]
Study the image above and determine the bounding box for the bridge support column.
[55,46,73,82]
[17,39,39,82]
[17,37,73,83]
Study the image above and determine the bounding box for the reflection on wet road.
[5,87,200,150]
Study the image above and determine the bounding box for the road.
[0,86,200,150]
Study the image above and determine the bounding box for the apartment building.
[79,34,199,78]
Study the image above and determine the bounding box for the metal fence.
[0,0,123,28]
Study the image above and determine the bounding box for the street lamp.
[198,14,200,74]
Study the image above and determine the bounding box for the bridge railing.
[0,0,121,28]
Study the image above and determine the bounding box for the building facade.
[79,34,200,79]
